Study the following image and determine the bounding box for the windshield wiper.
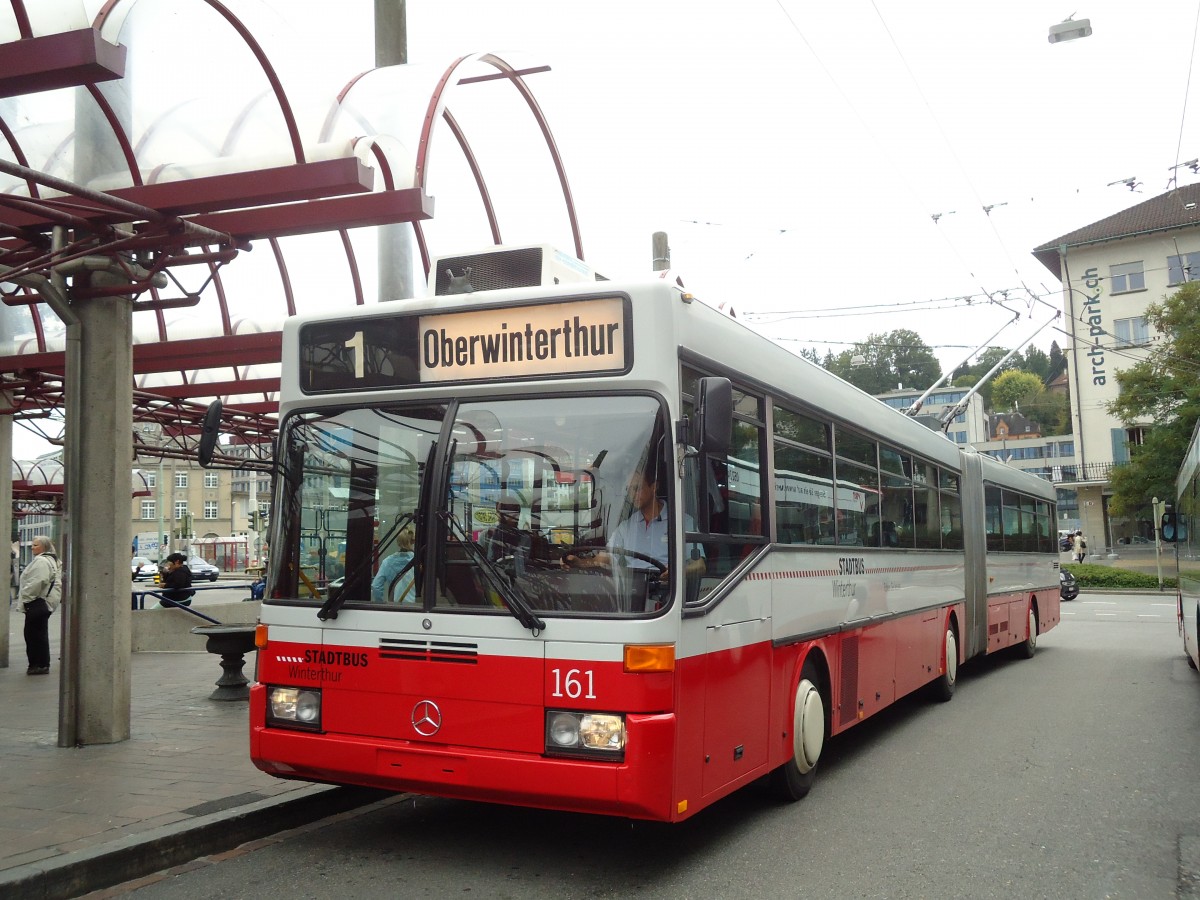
[442,510,546,633]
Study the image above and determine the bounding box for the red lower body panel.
[250,686,678,820]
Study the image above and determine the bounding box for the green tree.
[1047,341,1067,383]
[992,370,1044,412]
[1021,390,1071,435]
[951,346,1020,410]
[1106,281,1200,517]
[823,329,942,395]
[1020,345,1051,382]
[952,346,1015,383]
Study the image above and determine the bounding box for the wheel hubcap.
[945,630,957,685]
[793,678,824,773]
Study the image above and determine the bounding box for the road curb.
[0,784,390,900]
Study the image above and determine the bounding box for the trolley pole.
[652,232,670,272]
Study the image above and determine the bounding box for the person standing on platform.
[18,535,61,675]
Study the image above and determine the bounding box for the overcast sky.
[398,0,1200,372]
[16,1,1200,458]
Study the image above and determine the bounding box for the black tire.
[1016,605,1038,659]
[770,660,826,802]
[1190,607,1199,670]
[930,623,958,702]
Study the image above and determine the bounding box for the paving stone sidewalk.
[0,606,376,898]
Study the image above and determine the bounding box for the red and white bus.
[245,246,1060,821]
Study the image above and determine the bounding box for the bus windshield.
[274,394,675,618]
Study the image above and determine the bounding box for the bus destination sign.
[299,296,630,394]
[418,297,626,382]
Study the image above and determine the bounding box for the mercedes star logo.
[411,699,442,736]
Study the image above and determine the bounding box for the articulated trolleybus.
[247,244,1060,822]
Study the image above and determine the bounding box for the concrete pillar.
[375,0,415,301]
[67,289,133,744]
[58,27,135,744]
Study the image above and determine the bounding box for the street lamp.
[1048,17,1092,44]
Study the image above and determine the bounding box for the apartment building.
[1033,183,1200,548]
[129,453,271,567]
[874,387,988,446]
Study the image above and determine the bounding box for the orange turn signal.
[624,643,675,673]
[255,622,268,649]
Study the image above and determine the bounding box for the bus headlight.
[545,710,625,760]
[267,686,322,731]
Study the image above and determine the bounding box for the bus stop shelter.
[0,0,585,746]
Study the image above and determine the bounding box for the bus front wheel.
[771,661,826,802]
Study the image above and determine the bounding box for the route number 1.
[344,330,365,379]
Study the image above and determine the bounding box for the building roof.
[1032,182,1200,274]
[989,412,1042,440]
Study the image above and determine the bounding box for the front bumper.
[249,686,679,821]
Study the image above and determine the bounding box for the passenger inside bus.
[372,528,416,602]
[868,520,900,548]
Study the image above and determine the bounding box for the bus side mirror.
[1162,511,1188,543]
[695,377,732,456]
[197,399,223,468]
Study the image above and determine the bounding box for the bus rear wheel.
[1016,605,1038,659]
[771,661,826,802]
[930,624,957,702]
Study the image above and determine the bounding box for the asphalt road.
[115,592,1200,899]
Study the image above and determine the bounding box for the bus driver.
[569,466,705,582]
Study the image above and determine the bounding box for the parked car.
[186,556,221,581]
[1060,568,1079,601]
[131,557,158,581]
[1059,533,1074,552]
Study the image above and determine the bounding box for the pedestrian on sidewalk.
[1072,531,1087,564]
[18,535,61,675]
[161,552,195,607]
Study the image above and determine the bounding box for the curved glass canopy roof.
[0,0,585,474]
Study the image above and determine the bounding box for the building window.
[174,500,188,519]
[1113,316,1150,347]
[1109,261,1145,294]
[204,500,218,519]
[204,472,219,488]
[144,472,156,488]
[175,472,188,488]
[1168,252,1200,285]
[141,500,155,519]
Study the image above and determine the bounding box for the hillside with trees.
[798,330,1070,435]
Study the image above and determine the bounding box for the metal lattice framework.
[0,0,586,505]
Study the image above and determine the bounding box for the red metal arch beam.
[414,53,583,262]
